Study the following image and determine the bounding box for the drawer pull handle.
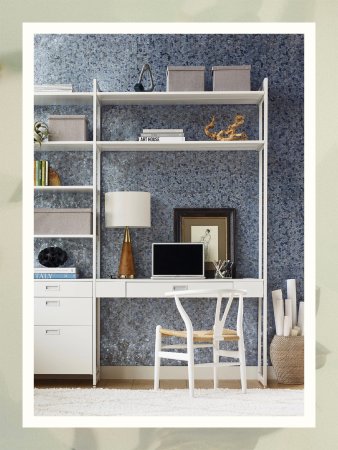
[45,329,60,335]
[173,285,188,291]
[45,285,60,291]
[45,300,60,307]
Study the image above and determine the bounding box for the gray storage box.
[212,65,251,91]
[34,208,93,235]
[48,115,88,141]
[167,66,205,91]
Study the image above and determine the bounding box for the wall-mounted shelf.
[97,90,264,106]
[34,78,268,388]
[34,186,94,192]
[34,92,93,106]
[34,142,93,151]
[97,140,264,152]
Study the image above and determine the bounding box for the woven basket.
[270,335,304,384]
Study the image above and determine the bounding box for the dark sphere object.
[38,247,68,267]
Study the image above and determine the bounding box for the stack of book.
[34,267,79,279]
[34,84,73,93]
[138,129,185,142]
[34,160,49,186]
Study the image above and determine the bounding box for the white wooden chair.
[154,288,247,396]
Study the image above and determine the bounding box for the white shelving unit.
[34,79,268,387]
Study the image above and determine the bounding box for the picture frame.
[174,208,236,278]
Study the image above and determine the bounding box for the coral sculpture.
[204,114,248,141]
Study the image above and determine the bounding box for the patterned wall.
[34,34,304,366]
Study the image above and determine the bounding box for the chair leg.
[213,340,220,389]
[238,337,247,393]
[154,325,162,390]
[187,338,195,397]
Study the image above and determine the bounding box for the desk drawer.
[233,280,264,297]
[96,280,125,298]
[34,325,92,374]
[34,297,92,325]
[125,280,235,298]
[34,281,92,298]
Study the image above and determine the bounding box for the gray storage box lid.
[167,66,205,71]
[212,65,251,71]
[35,208,92,213]
[48,115,88,121]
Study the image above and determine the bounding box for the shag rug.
[34,388,304,416]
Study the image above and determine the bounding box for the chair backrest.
[165,288,247,339]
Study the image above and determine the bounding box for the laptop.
[151,243,205,279]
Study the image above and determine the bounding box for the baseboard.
[100,366,276,380]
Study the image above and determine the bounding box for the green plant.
[34,121,49,145]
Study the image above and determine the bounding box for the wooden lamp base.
[118,227,135,279]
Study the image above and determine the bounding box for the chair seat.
[160,327,239,342]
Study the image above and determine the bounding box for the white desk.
[96,278,263,298]
[95,278,267,387]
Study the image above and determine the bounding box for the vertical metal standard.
[257,94,263,380]
[92,79,99,386]
[262,78,269,386]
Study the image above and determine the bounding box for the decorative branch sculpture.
[204,114,248,141]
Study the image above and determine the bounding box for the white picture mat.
[191,225,218,262]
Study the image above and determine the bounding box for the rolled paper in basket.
[291,329,299,336]
[283,315,292,336]
[298,301,304,336]
[285,298,293,327]
[272,289,284,336]
[287,279,297,327]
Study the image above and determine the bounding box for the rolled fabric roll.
[283,315,292,336]
[285,298,293,327]
[298,301,304,336]
[272,289,284,336]
[287,279,297,327]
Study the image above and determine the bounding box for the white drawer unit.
[34,280,94,378]
[34,325,92,374]
[34,297,92,326]
[34,280,92,298]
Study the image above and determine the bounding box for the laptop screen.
[152,243,204,277]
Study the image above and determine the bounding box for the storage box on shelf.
[34,208,93,235]
[166,66,205,91]
[48,115,88,141]
[212,65,251,91]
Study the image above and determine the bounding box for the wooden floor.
[35,378,303,390]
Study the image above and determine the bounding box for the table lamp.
[105,191,151,278]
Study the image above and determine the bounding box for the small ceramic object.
[134,63,155,92]
[38,246,68,267]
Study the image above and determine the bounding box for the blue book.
[34,273,79,279]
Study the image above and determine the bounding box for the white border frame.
[22,22,315,428]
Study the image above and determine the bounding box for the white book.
[138,136,185,142]
[143,129,184,134]
[34,267,78,273]
[141,132,185,137]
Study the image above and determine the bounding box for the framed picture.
[174,208,236,278]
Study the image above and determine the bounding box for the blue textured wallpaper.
[34,34,304,367]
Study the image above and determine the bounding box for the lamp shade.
[105,191,151,228]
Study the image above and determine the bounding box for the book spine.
[34,267,78,273]
[41,160,46,186]
[34,273,79,279]
[34,160,39,186]
[45,160,49,186]
[139,137,185,142]
[38,160,42,186]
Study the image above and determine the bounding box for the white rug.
[34,388,304,416]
